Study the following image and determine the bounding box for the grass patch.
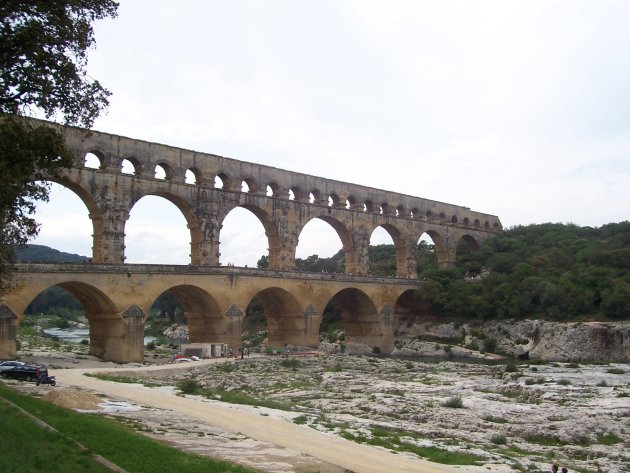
[86,373,139,383]
[398,443,483,465]
[0,383,255,473]
[363,426,483,465]
[483,415,508,424]
[87,373,161,388]
[597,432,623,445]
[557,378,572,386]
[280,358,300,370]
[325,362,343,372]
[522,433,590,447]
[205,389,293,411]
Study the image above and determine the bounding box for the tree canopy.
[417,222,630,321]
[0,0,118,277]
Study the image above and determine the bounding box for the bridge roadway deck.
[11,262,422,285]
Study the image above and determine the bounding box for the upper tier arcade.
[43,120,502,277]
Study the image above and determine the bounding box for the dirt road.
[56,360,461,473]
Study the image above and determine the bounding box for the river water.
[42,327,157,345]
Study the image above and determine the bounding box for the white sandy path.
[55,359,462,473]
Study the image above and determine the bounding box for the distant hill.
[13,244,89,263]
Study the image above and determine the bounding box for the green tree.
[0,0,118,276]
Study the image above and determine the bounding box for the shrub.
[280,358,300,370]
[145,341,156,350]
[504,363,518,373]
[606,368,625,374]
[491,433,507,445]
[293,415,307,425]
[442,396,464,408]
[177,379,202,395]
[557,378,571,386]
[596,380,608,387]
[483,338,497,353]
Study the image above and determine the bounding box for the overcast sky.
[33,1,630,265]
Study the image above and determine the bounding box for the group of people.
[550,466,569,473]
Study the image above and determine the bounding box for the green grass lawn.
[0,383,257,473]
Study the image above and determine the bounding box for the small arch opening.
[154,164,168,180]
[185,168,199,185]
[121,158,136,175]
[84,152,101,169]
[289,186,304,201]
[266,183,279,197]
[243,178,258,193]
[215,173,230,190]
[346,195,356,209]
[309,190,321,204]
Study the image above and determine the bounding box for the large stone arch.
[217,203,282,268]
[325,288,385,353]
[55,281,143,362]
[394,289,429,335]
[417,228,452,269]
[155,285,225,343]
[248,287,307,347]
[41,176,103,261]
[4,279,141,363]
[296,215,354,273]
[126,191,201,264]
[458,233,482,253]
[369,222,414,278]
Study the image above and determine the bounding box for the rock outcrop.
[396,320,630,362]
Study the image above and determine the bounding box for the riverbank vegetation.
[416,221,630,321]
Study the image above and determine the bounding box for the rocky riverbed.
[94,354,629,473]
[10,321,630,472]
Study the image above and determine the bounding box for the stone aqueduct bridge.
[0,121,502,362]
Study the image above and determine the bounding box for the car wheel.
[50,380,56,387]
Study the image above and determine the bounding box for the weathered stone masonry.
[0,121,502,362]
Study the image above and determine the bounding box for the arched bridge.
[0,121,502,361]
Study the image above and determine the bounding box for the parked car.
[0,360,26,372]
[1,364,47,382]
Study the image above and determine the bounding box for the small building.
[180,343,227,358]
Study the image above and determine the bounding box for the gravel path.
[55,360,461,473]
